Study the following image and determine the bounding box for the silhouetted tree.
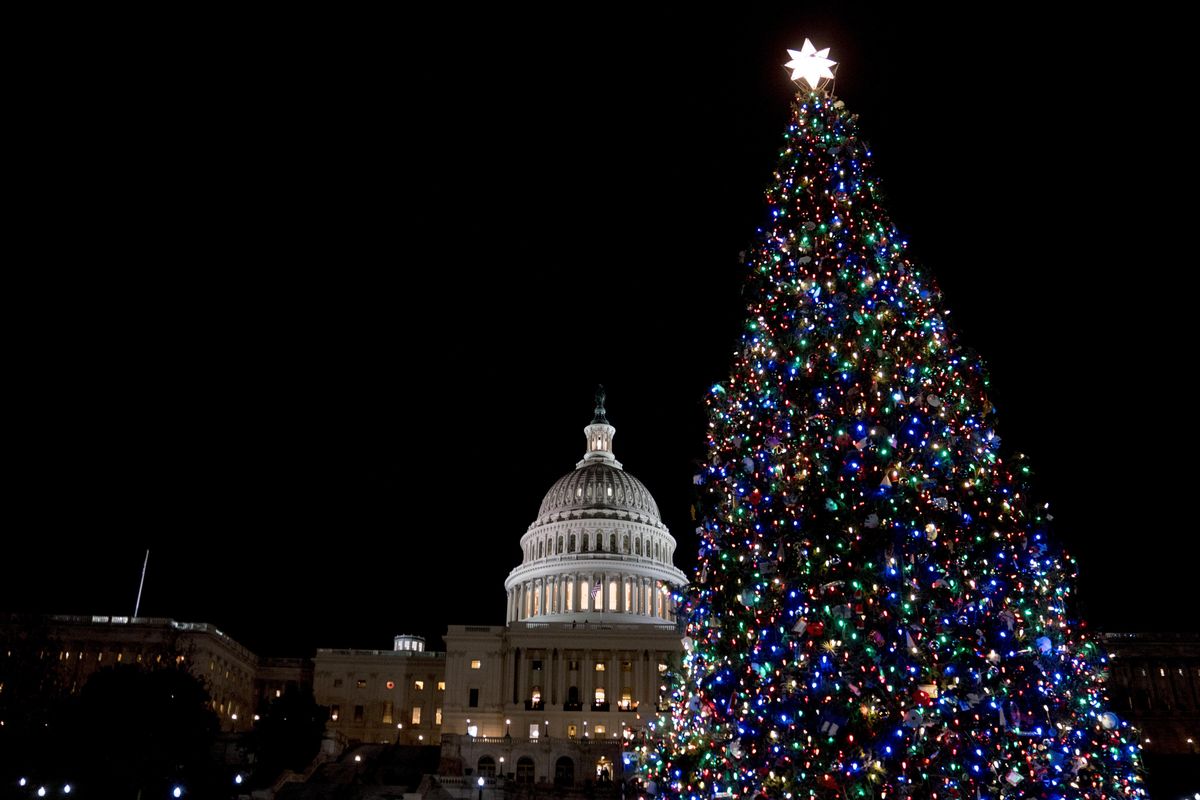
[249,685,327,785]
[62,664,221,797]
[0,618,64,789]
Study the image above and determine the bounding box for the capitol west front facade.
[315,396,688,784]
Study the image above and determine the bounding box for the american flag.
[590,580,603,599]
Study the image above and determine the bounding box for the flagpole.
[133,549,149,618]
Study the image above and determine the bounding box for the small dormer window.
[607,486,613,497]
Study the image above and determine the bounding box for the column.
[517,650,527,705]
[610,652,620,714]
[559,648,567,709]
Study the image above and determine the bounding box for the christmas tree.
[643,42,1147,799]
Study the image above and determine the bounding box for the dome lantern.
[578,385,621,469]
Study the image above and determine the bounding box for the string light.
[640,49,1147,800]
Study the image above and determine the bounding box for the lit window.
[412,707,422,725]
[467,724,478,737]
[595,687,606,704]
[356,679,367,689]
[435,707,442,725]
[595,724,606,735]
[383,702,393,724]
[437,681,445,691]
[331,704,340,721]
[386,680,396,690]
[658,663,668,673]
[568,724,577,737]
[619,689,634,710]
[595,663,605,672]
[275,689,282,698]
[529,723,540,739]
[414,680,425,690]
[471,660,481,670]
[531,687,542,704]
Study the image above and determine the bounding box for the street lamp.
[477,775,485,800]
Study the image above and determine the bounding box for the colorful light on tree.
[641,44,1147,799]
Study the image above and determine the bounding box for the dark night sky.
[6,7,1195,657]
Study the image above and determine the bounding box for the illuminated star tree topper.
[784,38,836,89]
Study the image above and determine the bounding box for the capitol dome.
[535,463,661,525]
[504,390,687,625]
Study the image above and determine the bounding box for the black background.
[6,6,1194,656]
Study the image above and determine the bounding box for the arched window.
[538,541,543,559]
[478,756,497,778]
[555,756,575,787]
[516,756,535,785]
[569,534,577,552]
[623,535,630,554]
[609,533,616,552]
[635,538,641,556]
[557,537,564,554]
[582,535,589,552]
